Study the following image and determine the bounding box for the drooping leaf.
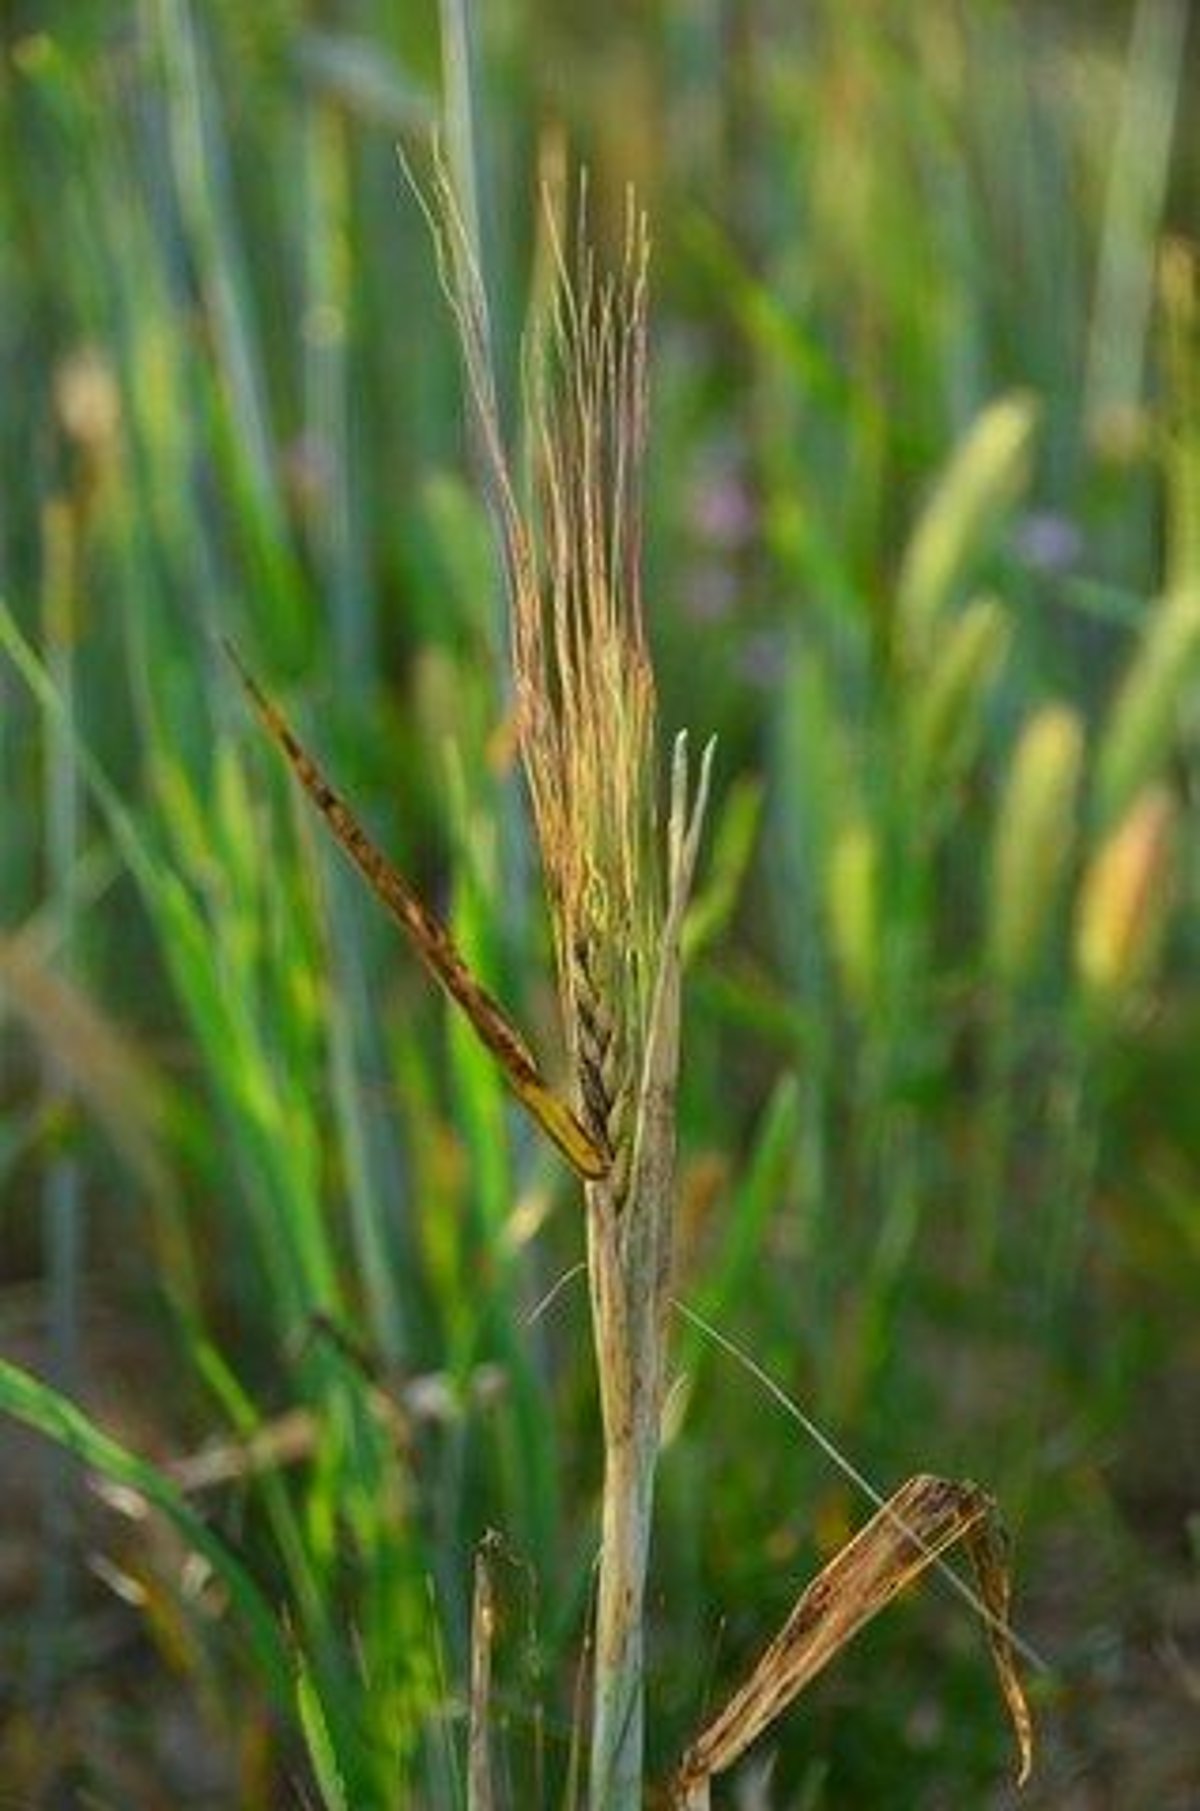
[672,1474,1033,1807]
[224,641,607,1181]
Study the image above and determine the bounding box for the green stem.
[971,988,1018,1281]
[33,502,84,1711]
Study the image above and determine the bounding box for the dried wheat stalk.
[421,158,713,1808]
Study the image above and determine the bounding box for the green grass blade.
[0,1357,292,1703]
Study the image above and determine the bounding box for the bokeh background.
[1,2,1198,1805]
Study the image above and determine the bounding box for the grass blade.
[0,1357,293,1704]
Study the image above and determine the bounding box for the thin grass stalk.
[438,0,485,306]
[975,702,1086,1278]
[586,738,712,1807]
[1083,0,1189,443]
[150,0,279,525]
[842,781,931,1420]
[467,1539,496,1811]
[302,86,368,683]
[33,499,84,1711]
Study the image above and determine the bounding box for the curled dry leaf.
[672,1474,1033,1808]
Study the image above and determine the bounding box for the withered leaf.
[672,1473,1033,1807]
[226,643,608,1182]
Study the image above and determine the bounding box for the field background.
[1,2,1198,1806]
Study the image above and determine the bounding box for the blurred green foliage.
[1,1,1197,1805]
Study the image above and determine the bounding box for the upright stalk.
[424,162,713,1805]
[33,490,86,1710]
[586,740,711,1807]
[588,1199,657,1802]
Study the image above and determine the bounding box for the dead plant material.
[671,1473,1033,1808]
[224,640,607,1182]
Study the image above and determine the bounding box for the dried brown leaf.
[225,642,607,1181]
[672,1474,1033,1806]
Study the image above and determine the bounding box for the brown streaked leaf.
[224,641,608,1181]
[964,1503,1034,1784]
[672,1474,1033,1808]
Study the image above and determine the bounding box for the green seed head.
[988,703,1085,986]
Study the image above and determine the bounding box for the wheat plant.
[422,164,714,1809]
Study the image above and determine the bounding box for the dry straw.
[671,1474,1032,1808]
